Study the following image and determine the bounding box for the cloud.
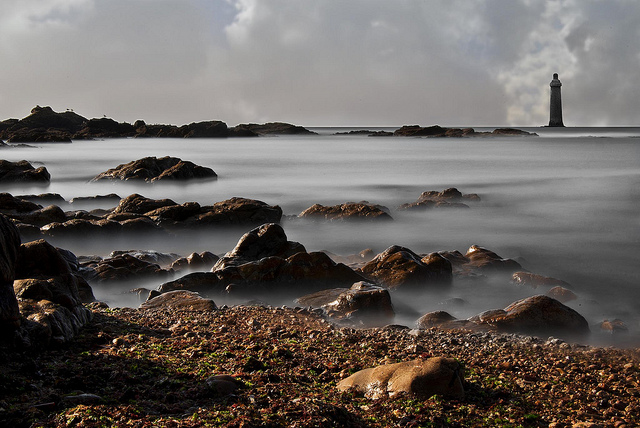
[0,0,638,126]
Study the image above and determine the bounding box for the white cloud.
[0,0,638,126]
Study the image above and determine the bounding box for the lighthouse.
[548,73,564,127]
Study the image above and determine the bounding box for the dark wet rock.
[298,202,392,221]
[81,254,171,284]
[70,193,121,205]
[182,121,229,138]
[398,188,480,211]
[337,357,465,399]
[321,249,375,266]
[12,239,93,346]
[109,250,180,267]
[40,218,124,237]
[0,214,21,330]
[546,286,578,303]
[146,202,202,223]
[417,311,458,329]
[7,204,66,227]
[92,156,217,182]
[140,290,216,311]
[160,224,365,296]
[491,128,537,136]
[297,281,394,325]
[359,246,452,291]
[471,295,589,337]
[464,245,522,274]
[0,160,51,182]
[231,122,316,135]
[171,251,219,272]
[15,193,66,205]
[193,197,283,227]
[214,223,305,270]
[511,271,572,289]
[112,194,177,214]
[0,193,42,214]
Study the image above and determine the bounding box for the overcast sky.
[1,0,638,127]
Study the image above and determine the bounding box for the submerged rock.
[398,187,480,211]
[92,156,217,182]
[140,290,216,311]
[298,202,392,222]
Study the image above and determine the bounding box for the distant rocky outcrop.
[231,122,317,135]
[392,125,537,138]
[92,156,217,182]
[0,106,318,142]
[0,160,51,183]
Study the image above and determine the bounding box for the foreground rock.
[0,160,51,182]
[11,239,93,346]
[297,281,394,325]
[360,245,452,291]
[299,202,392,221]
[337,357,465,400]
[92,156,217,182]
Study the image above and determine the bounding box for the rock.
[231,122,316,135]
[0,106,86,142]
[0,160,51,182]
[599,319,628,334]
[472,295,590,337]
[182,121,228,138]
[0,214,21,330]
[546,286,578,303]
[84,254,171,283]
[140,290,216,311]
[92,156,217,182]
[393,125,449,137]
[337,357,464,399]
[398,188,480,211]
[299,202,392,221]
[214,223,305,269]
[464,245,522,274]
[359,246,452,291]
[194,198,283,227]
[145,202,202,223]
[40,219,124,237]
[512,271,572,289]
[6,204,66,227]
[417,311,457,329]
[0,193,42,214]
[109,249,180,267]
[205,374,240,396]
[171,252,219,272]
[491,128,538,136]
[14,193,66,205]
[70,193,121,206]
[297,281,394,326]
[391,124,536,138]
[112,194,177,215]
[73,117,136,139]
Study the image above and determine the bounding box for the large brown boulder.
[83,254,171,283]
[464,245,522,274]
[471,295,589,337]
[112,194,177,215]
[92,157,217,182]
[299,202,392,221]
[0,214,21,329]
[0,160,51,182]
[0,106,86,142]
[337,357,464,400]
[360,246,452,291]
[511,271,571,289]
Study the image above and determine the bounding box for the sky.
[0,0,639,127]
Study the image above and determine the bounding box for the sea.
[2,126,639,346]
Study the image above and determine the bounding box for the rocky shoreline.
[1,304,639,427]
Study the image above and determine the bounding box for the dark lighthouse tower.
[548,73,564,127]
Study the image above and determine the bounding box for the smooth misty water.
[3,127,639,345]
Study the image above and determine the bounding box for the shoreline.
[1,304,639,427]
